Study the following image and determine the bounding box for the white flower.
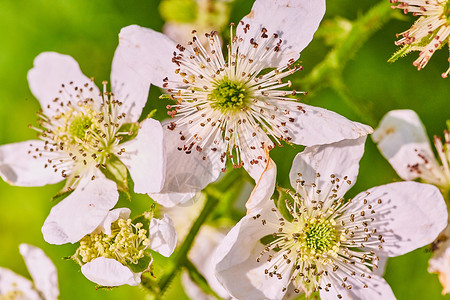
[390,0,450,77]
[115,0,372,207]
[75,208,177,287]
[372,109,450,194]
[213,137,447,300]
[373,109,450,294]
[0,244,58,300]
[0,51,166,244]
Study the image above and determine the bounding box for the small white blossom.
[75,208,177,287]
[0,244,58,300]
[390,0,450,77]
[372,109,450,194]
[0,51,166,244]
[213,137,447,299]
[115,0,372,207]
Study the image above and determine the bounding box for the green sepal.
[146,109,157,119]
[275,186,294,223]
[127,252,153,273]
[102,156,128,192]
[159,94,173,101]
[132,204,156,238]
[118,122,139,144]
[95,285,118,290]
[388,45,413,63]
[51,189,74,203]
[184,259,221,299]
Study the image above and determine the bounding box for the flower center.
[75,219,150,266]
[303,219,338,255]
[68,114,94,140]
[209,78,249,113]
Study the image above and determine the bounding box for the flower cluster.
[0,0,449,299]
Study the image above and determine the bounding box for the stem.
[329,77,377,127]
[157,191,219,295]
[300,1,394,91]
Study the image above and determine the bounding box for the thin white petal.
[214,206,287,300]
[319,274,395,300]
[19,244,59,300]
[372,109,437,180]
[0,140,63,186]
[428,225,450,294]
[42,173,119,244]
[237,0,326,68]
[289,137,366,202]
[111,39,151,123]
[0,267,40,300]
[119,118,165,194]
[117,25,178,89]
[81,257,141,286]
[148,214,177,257]
[246,159,277,214]
[150,120,224,207]
[186,226,230,299]
[27,52,100,116]
[93,208,131,236]
[353,181,447,256]
[282,102,373,147]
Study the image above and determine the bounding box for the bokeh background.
[0,0,448,299]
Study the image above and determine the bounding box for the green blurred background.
[0,0,448,299]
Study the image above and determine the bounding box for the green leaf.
[128,252,153,273]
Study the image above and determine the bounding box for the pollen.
[75,219,150,266]
[303,218,338,254]
[68,114,94,140]
[209,78,249,113]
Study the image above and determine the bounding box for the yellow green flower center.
[209,78,249,113]
[69,115,94,140]
[75,219,150,266]
[302,219,338,254]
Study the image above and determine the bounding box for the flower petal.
[353,181,447,257]
[27,52,101,117]
[214,205,288,300]
[19,244,59,300]
[237,0,326,68]
[81,257,140,286]
[319,273,395,300]
[428,225,450,294]
[150,120,224,207]
[281,102,373,147]
[119,118,165,194]
[289,137,366,203]
[0,267,41,300]
[184,226,230,299]
[0,140,63,186]
[111,38,151,123]
[42,173,119,244]
[245,158,277,214]
[372,109,437,181]
[93,208,131,235]
[148,214,177,257]
[116,25,178,89]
